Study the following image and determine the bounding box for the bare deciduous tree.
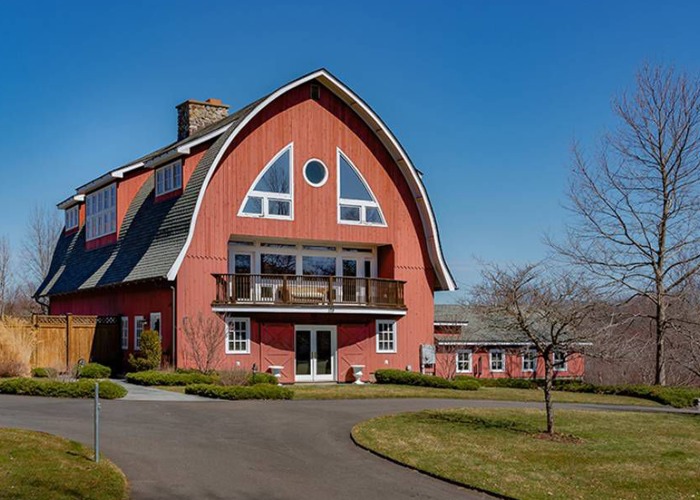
[21,204,61,312]
[181,313,225,372]
[472,263,605,434]
[554,64,700,385]
[0,236,11,318]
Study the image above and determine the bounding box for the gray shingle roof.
[434,304,530,344]
[36,100,261,297]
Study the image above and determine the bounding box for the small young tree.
[181,313,224,373]
[128,330,162,371]
[472,262,606,434]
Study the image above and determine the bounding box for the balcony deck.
[212,274,406,314]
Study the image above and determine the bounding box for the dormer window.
[65,206,79,231]
[155,160,183,196]
[239,144,293,220]
[337,149,386,226]
[86,183,116,241]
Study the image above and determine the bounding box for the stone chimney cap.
[176,98,229,109]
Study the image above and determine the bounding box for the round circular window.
[304,160,328,187]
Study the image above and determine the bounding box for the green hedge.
[248,372,279,385]
[185,383,293,400]
[456,376,538,390]
[125,370,218,386]
[31,367,57,378]
[374,369,479,391]
[78,363,111,379]
[553,380,700,408]
[0,378,127,399]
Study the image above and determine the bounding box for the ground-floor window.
[489,349,505,372]
[376,320,396,353]
[226,317,251,354]
[134,316,145,351]
[522,349,537,372]
[120,316,129,350]
[150,312,162,340]
[553,350,568,371]
[455,350,472,373]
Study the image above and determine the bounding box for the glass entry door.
[295,326,337,382]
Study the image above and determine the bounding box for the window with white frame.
[522,349,537,372]
[134,316,145,351]
[226,317,250,354]
[456,350,472,373]
[490,349,505,372]
[120,316,129,350]
[150,312,161,340]
[155,160,183,196]
[553,350,568,371]
[65,206,79,231]
[86,183,116,241]
[338,150,386,226]
[239,144,293,219]
[376,320,396,353]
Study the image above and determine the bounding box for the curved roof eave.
[165,69,457,291]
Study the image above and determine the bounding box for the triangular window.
[239,144,293,219]
[338,150,385,226]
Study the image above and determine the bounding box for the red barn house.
[37,69,457,383]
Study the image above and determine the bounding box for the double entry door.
[295,325,337,382]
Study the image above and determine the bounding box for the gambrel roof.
[37,69,456,297]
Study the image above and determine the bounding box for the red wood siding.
[175,82,436,374]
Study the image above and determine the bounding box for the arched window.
[337,149,385,226]
[239,144,293,219]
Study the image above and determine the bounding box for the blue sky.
[1,0,699,301]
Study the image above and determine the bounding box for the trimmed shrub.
[248,372,279,386]
[128,330,162,372]
[456,376,538,390]
[125,370,218,386]
[78,363,111,379]
[374,369,478,391]
[31,367,58,378]
[0,378,126,399]
[451,378,482,391]
[185,383,293,400]
[553,380,700,408]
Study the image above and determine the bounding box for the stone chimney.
[176,98,229,140]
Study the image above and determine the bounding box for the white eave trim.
[75,162,145,195]
[57,194,86,210]
[212,306,407,316]
[177,123,233,154]
[166,69,457,291]
[434,321,469,326]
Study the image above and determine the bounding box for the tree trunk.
[543,353,554,434]
[655,298,667,386]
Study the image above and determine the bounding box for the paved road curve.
[0,396,693,500]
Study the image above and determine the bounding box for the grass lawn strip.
[290,384,659,406]
[0,428,128,500]
[352,408,700,500]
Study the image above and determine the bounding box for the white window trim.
[85,183,117,241]
[155,160,183,196]
[303,158,329,187]
[336,148,387,227]
[553,351,568,372]
[489,349,505,372]
[120,316,129,350]
[455,349,472,373]
[150,312,162,341]
[225,317,251,354]
[376,320,397,353]
[522,349,537,372]
[65,206,79,230]
[134,315,144,351]
[238,143,294,221]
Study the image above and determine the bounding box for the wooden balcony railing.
[212,274,406,309]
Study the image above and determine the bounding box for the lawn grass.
[291,384,660,406]
[0,428,128,500]
[352,409,700,499]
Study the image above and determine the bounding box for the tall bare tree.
[0,236,11,318]
[472,263,604,434]
[555,64,700,385]
[181,313,225,372]
[21,204,61,312]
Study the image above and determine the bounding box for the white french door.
[295,325,337,382]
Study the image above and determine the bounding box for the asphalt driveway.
[0,395,693,500]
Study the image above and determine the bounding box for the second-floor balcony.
[212,274,406,314]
